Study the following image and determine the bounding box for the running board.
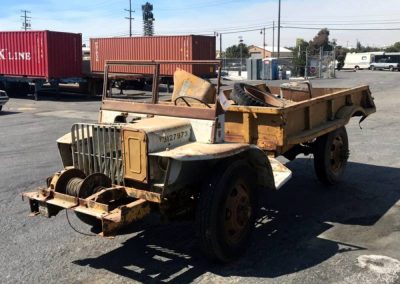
[268,157,292,190]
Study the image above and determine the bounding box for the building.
[248,45,293,58]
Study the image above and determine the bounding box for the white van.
[343,52,384,70]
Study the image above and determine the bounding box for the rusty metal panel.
[122,129,148,183]
[90,35,216,77]
[192,35,216,76]
[0,31,82,78]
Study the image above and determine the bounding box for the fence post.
[319,46,322,78]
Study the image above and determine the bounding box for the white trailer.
[343,52,384,70]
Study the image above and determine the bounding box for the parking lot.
[1,70,400,283]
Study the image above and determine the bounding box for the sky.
[1,0,400,49]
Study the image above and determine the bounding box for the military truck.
[23,60,376,262]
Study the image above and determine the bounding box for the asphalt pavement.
[1,70,400,283]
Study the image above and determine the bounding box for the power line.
[20,10,31,31]
[219,26,273,35]
[155,0,243,11]
[281,21,400,26]
[282,26,400,31]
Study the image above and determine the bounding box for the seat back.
[171,69,216,104]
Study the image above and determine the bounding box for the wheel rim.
[330,135,348,173]
[223,180,252,245]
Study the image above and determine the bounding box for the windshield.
[103,60,221,105]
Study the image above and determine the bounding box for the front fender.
[56,132,73,167]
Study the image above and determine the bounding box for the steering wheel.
[173,96,212,108]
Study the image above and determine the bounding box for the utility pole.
[220,33,222,59]
[239,36,243,76]
[277,0,281,59]
[305,46,308,78]
[272,21,275,57]
[261,27,266,58]
[214,32,223,60]
[125,0,134,37]
[21,10,31,31]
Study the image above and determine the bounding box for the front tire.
[196,159,257,262]
[313,127,349,185]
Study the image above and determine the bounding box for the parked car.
[370,58,400,71]
[0,90,9,111]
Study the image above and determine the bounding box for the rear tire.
[389,65,394,72]
[313,127,349,185]
[196,159,258,262]
[370,65,375,71]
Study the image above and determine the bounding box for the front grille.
[71,123,124,185]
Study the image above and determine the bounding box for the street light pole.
[277,0,281,59]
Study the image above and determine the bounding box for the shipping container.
[90,35,216,77]
[0,31,82,79]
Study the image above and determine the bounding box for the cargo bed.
[223,84,376,156]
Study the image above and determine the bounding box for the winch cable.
[66,177,84,197]
[65,210,97,237]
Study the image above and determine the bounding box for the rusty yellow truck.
[23,60,376,262]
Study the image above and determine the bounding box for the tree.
[385,42,400,52]
[309,28,330,55]
[292,39,309,76]
[356,40,362,52]
[335,46,348,70]
[225,43,250,58]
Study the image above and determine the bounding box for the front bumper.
[0,97,9,106]
[23,185,156,236]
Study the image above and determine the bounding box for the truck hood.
[123,117,193,153]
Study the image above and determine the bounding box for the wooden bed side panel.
[224,110,284,151]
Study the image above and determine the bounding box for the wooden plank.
[281,85,369,112]
[102,99,216,120]
[242,112,251,143]
[287,118,346,145]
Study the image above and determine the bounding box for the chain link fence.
[220,50,335,80]
[305,51,335,79]
[221,58,247,72]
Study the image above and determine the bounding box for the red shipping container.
[90,35,216,77]
[0,31,82,79]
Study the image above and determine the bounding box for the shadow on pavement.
[8,90,102,102]
[0,111,21,116]
[73,159,400,282]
